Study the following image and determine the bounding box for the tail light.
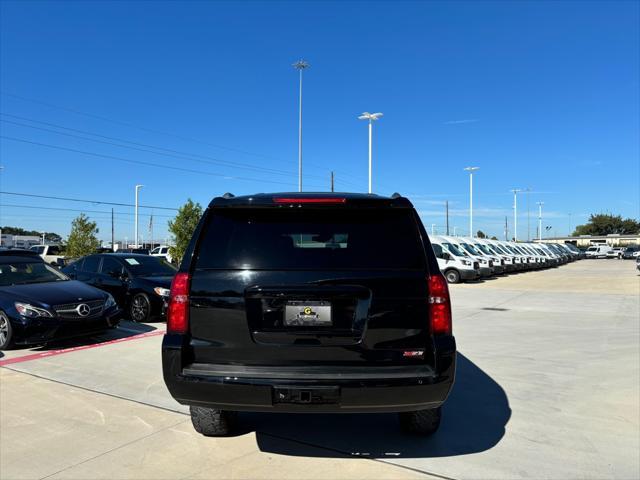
[428,274,452,335]
[167,272,190,334]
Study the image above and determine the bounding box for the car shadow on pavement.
[27,321,158,351]
[248,352,510,459]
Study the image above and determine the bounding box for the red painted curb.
[0,329,165,367]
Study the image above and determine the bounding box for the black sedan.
[62,253,176,322]
[0,250,121,349]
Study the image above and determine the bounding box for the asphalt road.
[1,259,638,479]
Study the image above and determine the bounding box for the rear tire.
[129,293,151,322]
[444,269,461,284]
[190,406,236,436]
[399,406,442,435]
[0,311,14,350]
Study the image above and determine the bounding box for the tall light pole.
[568,212,572,236]
[293,60,309,192]
[134,184,143,248]
[358,112,383,194]
[524,187,532,241]
[464,167,479,237]
[511,188,522,241]
[431,223,436,235]
[537,201,544,241]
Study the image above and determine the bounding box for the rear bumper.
[162,335,456,413]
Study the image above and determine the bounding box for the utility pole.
[446,200,450,235]
[330,171,335,192]
[431,223,436,235]
[504,216,509,241]
[111,208,115,252]
[134,184,143,248]
[293,60,309,192]
[511,188,522,241]
[568,212,572,236]
[537,201,544,241]
[149,213,154,250]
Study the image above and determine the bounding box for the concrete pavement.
[1,259,638,479]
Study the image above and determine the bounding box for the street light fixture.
[134,184,143,248]
[464,167,479,237]
[358,112,383,194]
[511,188,522,241]
[293,60,310,192]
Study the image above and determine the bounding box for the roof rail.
[391,192,402,199]
[222,192,235,199]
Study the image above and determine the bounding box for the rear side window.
[195,208,425,270]
[82,255,101,273]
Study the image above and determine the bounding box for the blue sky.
[1,0,638,243]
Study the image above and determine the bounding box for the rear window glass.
[196,208,425,270]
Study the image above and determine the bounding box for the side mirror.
[442,252,451,260]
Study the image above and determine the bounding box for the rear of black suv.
[162,193,456,435]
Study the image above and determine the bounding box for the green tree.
[573,214,640,236]
[168,199,203,265]
[66,214,100,257]
[490,236,498,240]
[476,230,487,238]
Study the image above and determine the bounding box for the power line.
[0,135,328,188]
[0,191,178,211]
[0,203,174,218]
[0,93,366,186]
[0,91,283,162]
[0,114,342,182]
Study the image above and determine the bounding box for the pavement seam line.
[3,368,458,480]
[38,418,189,480]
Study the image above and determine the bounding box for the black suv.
[162,193,456,436]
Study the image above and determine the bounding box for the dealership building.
[534,234,640,247]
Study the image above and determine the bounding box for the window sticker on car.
[124,258,140,265]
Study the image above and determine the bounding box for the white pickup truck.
[29,245,66,266]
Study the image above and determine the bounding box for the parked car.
[637,257,640,272]
[163,193,456,436]
[150,245,173,264]
[622,247,640,259]
[62,253,176,322]
[585,245,613,258]
[606,247,625,259]
[0,250,121,349]
[28,244,65,266]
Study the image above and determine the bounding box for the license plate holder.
[284,301,332,327]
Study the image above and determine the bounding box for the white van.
[476,238,517,272]
[585,245,613,258]
[430,236,480,283]
[441,235,494,277]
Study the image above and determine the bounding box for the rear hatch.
[187,201,435,367]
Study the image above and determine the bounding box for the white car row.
[429,235,581,283]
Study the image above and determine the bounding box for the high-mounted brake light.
[272,197,346,204]
[428,274,452,335]
[167,272,190,334]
